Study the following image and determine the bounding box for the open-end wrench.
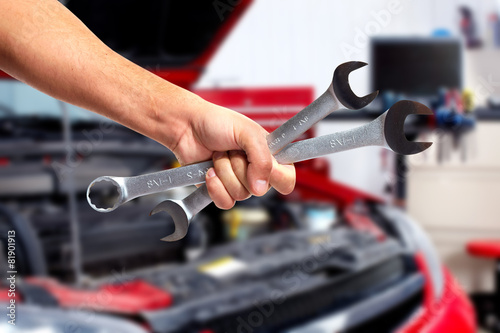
[87,61,377,213]
[152,100,433,242]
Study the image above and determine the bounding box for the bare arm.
[0,0,188,148]
[0,0,295,208]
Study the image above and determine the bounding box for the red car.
[0,1,475,332]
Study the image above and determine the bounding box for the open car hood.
[1,0,253,89]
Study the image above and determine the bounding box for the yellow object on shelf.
[462,89,474,113]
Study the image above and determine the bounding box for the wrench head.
[87,177,123,213]
[333,61,379,110]
[384,100,433,155]
[150,200,190,242]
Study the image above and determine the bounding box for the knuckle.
[213,166,231,182]
[216,198,235,210]
[226,180,250,201]
[271,171,296,195]
[206,174,237,210]
[213,154,229,169]
[256,157,273,174]
[229,151,247,167]
[229,150,246,159]
[281,180,296,195]
[233,189,251,201]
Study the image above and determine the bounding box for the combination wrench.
[87,61,378,213]
[152,100,433,241]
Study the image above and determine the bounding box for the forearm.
[0,0,197,149]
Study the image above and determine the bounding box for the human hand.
[167,98,296,209]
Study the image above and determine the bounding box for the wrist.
[151,83,205,151]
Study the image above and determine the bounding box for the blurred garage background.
[1,0,500,332]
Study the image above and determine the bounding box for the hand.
[169,99,296,209]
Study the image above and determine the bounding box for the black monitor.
[370,38,462,97]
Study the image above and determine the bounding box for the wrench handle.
[274,116,386,164]
[87,160,214,212]
[119,160,214,201]
[267,86,340,153]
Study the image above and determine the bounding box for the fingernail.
[283,164,295,171]
[206,168,216,178]
[254,179,267,195]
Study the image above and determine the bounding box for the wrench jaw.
[333,61,379,110]
[384,100,433,155]
[150,200,191,242]
[86,176,125,213]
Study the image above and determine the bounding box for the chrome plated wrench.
[87,62,377,213]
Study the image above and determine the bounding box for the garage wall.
[198,0,499,96]
[407,123,500,292]
[197,0,437,95]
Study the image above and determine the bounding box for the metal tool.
[152,100,433,241]
[87,61,377,213]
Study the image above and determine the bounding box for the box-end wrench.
[151,100,433,242]
[87,61,378,213]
